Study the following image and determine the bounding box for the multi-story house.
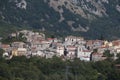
[77,45,92,61]
[65,45,77,59]
[56,45,64,56]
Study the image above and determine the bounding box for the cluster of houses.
[0,30,120,61]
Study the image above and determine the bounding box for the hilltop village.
[0,30,120,61]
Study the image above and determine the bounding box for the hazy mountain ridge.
[0,0,120,39]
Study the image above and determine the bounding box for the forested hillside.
[0,54,120,80]
[0,0,120,39]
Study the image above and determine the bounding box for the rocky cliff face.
[0,0,120,39]
[48,0,108,19]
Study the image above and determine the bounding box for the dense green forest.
[0,52,120,80]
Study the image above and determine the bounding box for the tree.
[99,34,105,40]
[93,49,98,53]
[103,50,114,57]
[0,48,5,60]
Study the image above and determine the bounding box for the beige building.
[12,49,18,56]
[12,48,27,56]
[17,48,27,56]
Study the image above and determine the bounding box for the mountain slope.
[0,0,120,39]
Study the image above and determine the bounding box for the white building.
[77,45,91,61]
[65,36,84,42]
[66,45,76,59]
[32,51,45,57]
[56,45,64,56]
[64,36,84,46]
[11,42,25,49]
[116,48,120,53]
[17,48,27,56]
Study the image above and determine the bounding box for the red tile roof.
[1,44,10,48]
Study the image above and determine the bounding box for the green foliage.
[115,53,120,64]
[103,50,114,57]
[93,49,98,53]
[0,0,120,39]
[0,48,5,54]
[0,48,5,60]
[0,56,120,80]
[1,32,27,44]
[0,21,19,38]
